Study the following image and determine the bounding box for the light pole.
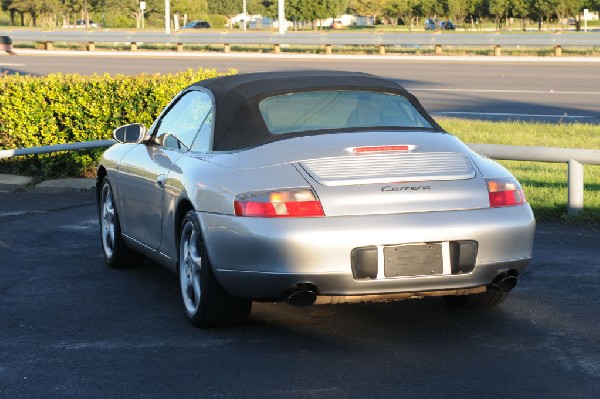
[140,2,146,30]
[83,0,89,28]
[278,0,285,34]
[242,0,247,31]
[165,0,170,34]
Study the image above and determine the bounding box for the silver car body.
[97,71,535,302]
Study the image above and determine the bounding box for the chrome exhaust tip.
[283,284,318,307]
[491,273,518,293]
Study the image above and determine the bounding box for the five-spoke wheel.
[99,178,143,268]
[178,211,252,327]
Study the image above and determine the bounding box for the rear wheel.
[99,178,143,268]
[178,211,252,327]
[443,290,510,308]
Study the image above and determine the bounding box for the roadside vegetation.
[0,70,598,223]
[0,68,235,177]
[1,0,599,32]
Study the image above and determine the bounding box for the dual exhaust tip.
[283,272,518,307]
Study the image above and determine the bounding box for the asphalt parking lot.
[1,187,599,398]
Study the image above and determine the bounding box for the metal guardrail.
[2,31,600,55]
[468,144,600,215]
[1,140,598,216]
[0,140,115,159]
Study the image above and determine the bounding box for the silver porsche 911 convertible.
[96,71,535,327]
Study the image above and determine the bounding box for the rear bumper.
[198,205,535,299]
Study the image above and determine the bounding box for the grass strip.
[438,118,600,223]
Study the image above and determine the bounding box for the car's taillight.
[486,178,527,208]
[351,145,415,155]
[234,189,325,217]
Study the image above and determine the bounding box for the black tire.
[178,211,252,327]
[98,178,143,268]
[443,290,510,309]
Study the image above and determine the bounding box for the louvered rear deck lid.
[299,152,475,186]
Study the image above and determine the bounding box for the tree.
[531,0,555,30]
[554,0,585,28]
[171,0,208,18]
[384,0,419,29]
[489,0,510,29]
[348,0,386,22]
[419,0,446,20]
[208,0,240,27]
[447,0,469,26]
[6,0,62,26]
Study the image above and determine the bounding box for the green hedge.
[0,68,234,178]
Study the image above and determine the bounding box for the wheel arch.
[96,166,108,217]
[174,198,195,250]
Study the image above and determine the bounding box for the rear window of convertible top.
[258,90,433,135]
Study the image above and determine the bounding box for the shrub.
[0,68,234,178]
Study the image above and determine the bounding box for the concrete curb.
[0,174,95,191]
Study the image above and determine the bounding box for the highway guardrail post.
[554,45,562,57]
[378,45,385,55]
[0,35,15,55]
[568,159,584,216]
[87,42,95,51]
[325,44,332,55]
[224,43,230,53]
[435,45,442,55]
[44,41,53,50]
[273,44,280,54]
[177,43,183,52]
[130,42,137,52]
[494,45,501,56]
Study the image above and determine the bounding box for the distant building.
[356,16,375,26]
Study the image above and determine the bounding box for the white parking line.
[0,210,46,217]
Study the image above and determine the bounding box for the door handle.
[156,174,166,188]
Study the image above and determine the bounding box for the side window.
[155,91,212,150]
[190,111,213,152]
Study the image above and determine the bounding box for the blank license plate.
[384,243,443,277]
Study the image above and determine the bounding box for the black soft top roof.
[188,71,442,151]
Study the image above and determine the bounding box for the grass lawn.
[438,118,600,223]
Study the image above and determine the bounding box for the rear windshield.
[258,91,433,135]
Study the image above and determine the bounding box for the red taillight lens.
[486,179,527,208]
[234,189,325,218]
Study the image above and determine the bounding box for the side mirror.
[113,123,148,144]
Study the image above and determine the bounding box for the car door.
[158,90,215,260]
[117,90,212,250]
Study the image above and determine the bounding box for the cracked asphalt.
[0,188,599,398]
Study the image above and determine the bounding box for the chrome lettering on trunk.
[382,186,432,192]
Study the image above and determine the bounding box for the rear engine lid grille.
[299,152,475,186]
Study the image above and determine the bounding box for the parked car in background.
[331,20,344,29]
[441,21,456,30]
[181,20,211,29]
[97,71,535,327]
[424,19,456,30]
[62,20,99,28]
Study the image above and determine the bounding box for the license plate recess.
[384,243,443,277]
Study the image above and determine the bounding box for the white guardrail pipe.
[468,144,600,216]
[1,141,599,216]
